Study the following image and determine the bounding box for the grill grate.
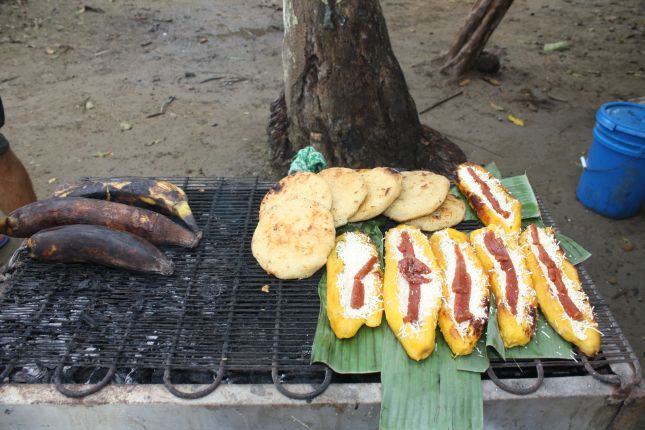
[0,177,640,399]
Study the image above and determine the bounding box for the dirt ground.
[1,0,644,369]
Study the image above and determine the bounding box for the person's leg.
[0,133,37,214]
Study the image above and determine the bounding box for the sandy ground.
[1,0,644,368]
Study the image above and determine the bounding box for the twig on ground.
[146,96,176,118]
[419,91,464,115]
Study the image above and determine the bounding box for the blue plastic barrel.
[576,102,645,219]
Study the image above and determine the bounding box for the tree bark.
[269,0,465,176]
[441,0,514,76]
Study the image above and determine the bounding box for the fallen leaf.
[547,93,568,102]
[119,121,133,131]
[482,76,501,86]
[76,5,104,15]
[48,177,57,184]
[93,151,112,158]
[85,100,95,110]
[199,36,208,44]
[621,237,634,252]
[261,285,271,293]
[458,78,471,87]
[544,41,571,52]
[507,114,525,126]
[45,47,57,55]
[490,102,505,112]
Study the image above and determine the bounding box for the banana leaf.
[557,233,592,266]
[500,174,540,219]
[455,337,489,373]
[310,221,386,373]
[380,327,483,430]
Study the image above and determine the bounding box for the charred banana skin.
[0,197,199,248]
[27,225,175,275]
[53,178,200,234]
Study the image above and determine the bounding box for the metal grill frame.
[0,177,641,400]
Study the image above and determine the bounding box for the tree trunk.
[441,0,514,76]
[268,0,465,176]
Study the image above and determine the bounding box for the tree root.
[268,92,466,177]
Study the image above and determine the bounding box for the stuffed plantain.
[383,225,443,361]
[326,232,383,339]
[27,225,174,275]
[53,177,200,234]
[520,225,600,356]
[471,225,537,348]
[456,162,521,234]
[0,197,200,248]
[430,228,490,356]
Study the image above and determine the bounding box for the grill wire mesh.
[0,177,639,396]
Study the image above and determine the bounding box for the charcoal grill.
[0,177,642,429]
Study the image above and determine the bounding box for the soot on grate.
[0,178,640,399]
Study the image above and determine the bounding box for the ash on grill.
[0,178,640,399]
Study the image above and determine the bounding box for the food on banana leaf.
[348,168,402,222]
[471,225,537,348]
[326,231,383,338]
[319,167,368,228]
[520,224,600,356]
[382,171,450,222]
[383,225,443,361]
[431,228,490,356]
[456,162,521,234]
[407,194,466,232]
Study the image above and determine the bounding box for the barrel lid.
[596,101,645,139]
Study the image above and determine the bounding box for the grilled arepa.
[326,232,383,339]
[382,171,450,222]
[407,194,466,232]
[348,168,402,222]
[471,225,537,348]
[456,162,521,234]
[259,172,332,218]
[252,199,335,280]
[319,168,368,227]
[384,225,443,361]
[430,228,490,356]
[520,225,601,357]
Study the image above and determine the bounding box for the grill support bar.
[162,179,226,399]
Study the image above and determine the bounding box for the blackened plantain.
[0,197,200,248]
[27,225,175,275]
[53,177,200,233]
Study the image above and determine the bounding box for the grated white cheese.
[471,227,535,325]
[336,232,382,320]
[435,230,488,338]
[386,227,442,337]
[530,227,596,340]
[458,166,514,228]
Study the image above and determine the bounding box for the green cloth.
[288,146,327,175]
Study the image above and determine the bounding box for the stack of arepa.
[252,167,466,280]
